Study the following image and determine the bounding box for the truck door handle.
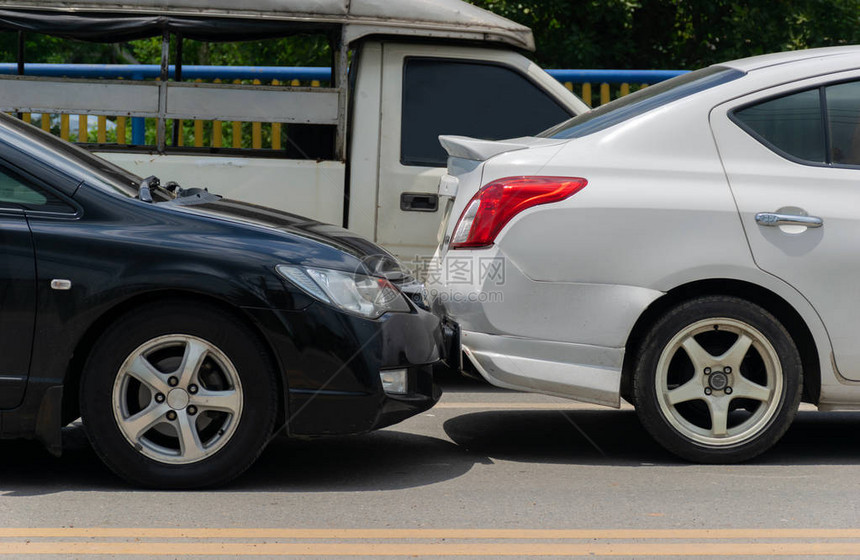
[755,212,823,228]
[400,193,439,212]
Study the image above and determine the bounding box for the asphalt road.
[1,376,859,559]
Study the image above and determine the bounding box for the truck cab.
[0,0,588,264]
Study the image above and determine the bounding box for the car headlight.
[276,265,411,319]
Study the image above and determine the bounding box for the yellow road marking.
[1,541,860,556]
[1,528,860,539]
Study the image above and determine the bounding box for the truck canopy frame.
[0,0,534,159]
[0,0,534,50]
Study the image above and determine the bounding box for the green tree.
[468,0,860,69]
[0,33,330,67]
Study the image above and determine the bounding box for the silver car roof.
[720,45,860,72]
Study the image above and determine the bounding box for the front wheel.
[80,302,278,488]
[634,296,802,463]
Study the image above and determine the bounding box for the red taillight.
[449,176,587,249]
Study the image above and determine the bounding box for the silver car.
[430,46,860,463]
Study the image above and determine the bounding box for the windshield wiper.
[139,175,216,204]
[139,175,180,203]
[138,175,158,203]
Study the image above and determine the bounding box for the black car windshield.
[0,112,156,199]
[540,66,745,140]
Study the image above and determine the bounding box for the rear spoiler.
[438,135,532,162]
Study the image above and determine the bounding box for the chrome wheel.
[112,334,243,465]
[655,318,782,447]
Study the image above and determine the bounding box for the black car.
[0,113,443,488]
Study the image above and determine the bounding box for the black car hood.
[175,198,411,281]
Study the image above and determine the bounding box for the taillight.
[449,176,587,249]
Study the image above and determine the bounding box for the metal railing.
[0,64,686,149]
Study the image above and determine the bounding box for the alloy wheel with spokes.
[634,296,802,463]
[81,302,277,488]
[113,335,243,465]
[656,318,781,446]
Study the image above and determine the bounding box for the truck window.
[400,58,572,167]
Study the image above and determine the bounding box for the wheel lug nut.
[704,387,712,396]
[704,367,711,375]
[187,406,197,416]
[725,387,733,395]
[155,393,165,403]
[166,411,177,421]
[188,384,198,394]
[168,377,179,387]
[724,366,732,374]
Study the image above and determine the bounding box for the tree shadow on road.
[1,408,856,495]
[0,424,120,495]
[230,429,491,492]
[442,409,860,466]
[0,423,490,496]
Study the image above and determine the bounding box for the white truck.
[0,0,588,262]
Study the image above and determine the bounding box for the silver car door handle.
[755,213,823,228]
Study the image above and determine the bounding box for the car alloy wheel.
[81,301,277,488]
[112,334,243,465]
[634,296,802,463]
[654,318,781,447]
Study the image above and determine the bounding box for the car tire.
[633,295,802,463]
[80,301,278,488]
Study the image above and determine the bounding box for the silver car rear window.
[540,66,745,140]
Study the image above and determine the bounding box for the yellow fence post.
[232,121,242,148]
[620,83,630,97]
[600,83,610,105]
[212,79,223,148]
[582,83,592,107]
[271,79,282,150]
[212,121,223,148]
[97,116,107,143]
[232,80,242,148]
[60,114,70,141]
[22,113,30,124]
[78,114,88,142]
[41,114,51,133]
[194,79,204,147]
[194,120,204,147]
[563,82,573,92]
[116,117,127,145]
[251,79,262,149]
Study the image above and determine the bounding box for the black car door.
[0,168,39,409]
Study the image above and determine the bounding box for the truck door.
[372,43,584,266]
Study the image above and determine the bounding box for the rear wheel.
[81,302,278,488]
[634,296,802,463]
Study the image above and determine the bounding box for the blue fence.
[0,63,686,84]
[0,64,687,147]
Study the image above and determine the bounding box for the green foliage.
[468,0,860,69]
[0,35,142,64]
[178,36,330,67]
[2,4,857,70]
[0,33,331,67]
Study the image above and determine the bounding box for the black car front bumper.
[245,302,445,437]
